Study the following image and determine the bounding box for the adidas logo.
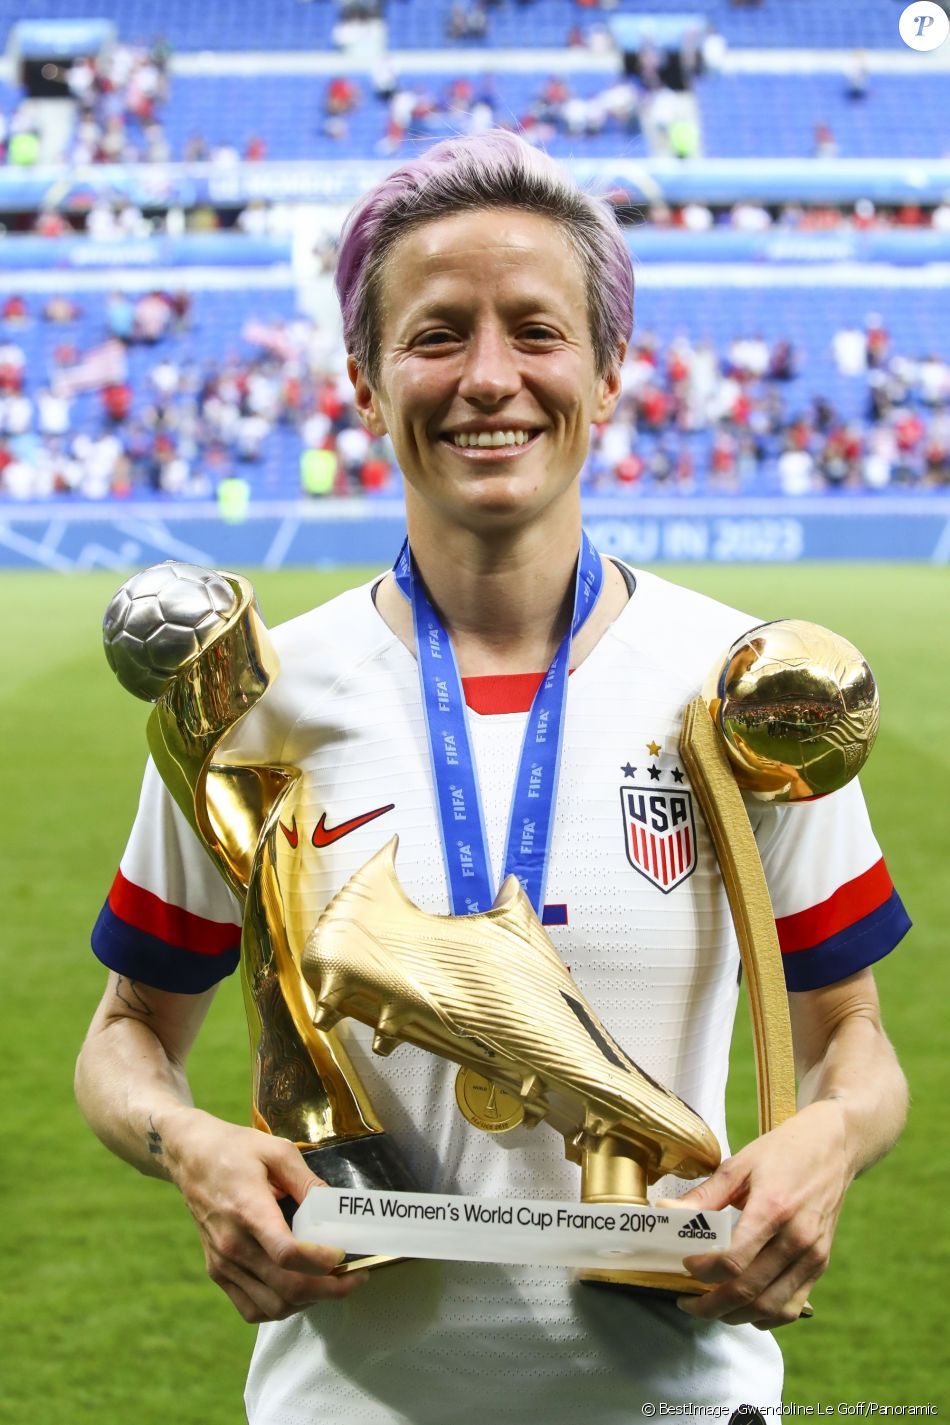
[677,1211,717,1240]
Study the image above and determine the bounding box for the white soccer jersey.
[92,563,909,1425]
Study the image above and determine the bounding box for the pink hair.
[335,130,634,383]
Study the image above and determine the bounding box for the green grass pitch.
[1,563,945,1423]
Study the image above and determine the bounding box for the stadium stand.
[155,71,647,164]
[148,70,949,162]
[0,0,919,53]
[2,284,947,502]
[698,74,949,160]
[1,58,936,169]
[0,0,947,539]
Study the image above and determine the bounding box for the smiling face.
[348,208,624,539]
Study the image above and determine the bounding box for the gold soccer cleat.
[302,838,720,1206]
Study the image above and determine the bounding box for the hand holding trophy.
[101,561,880,1300]
[102,560,418,1274]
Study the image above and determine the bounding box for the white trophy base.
[294,1186,731,1275]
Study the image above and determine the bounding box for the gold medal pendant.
[454,1067,524,1133]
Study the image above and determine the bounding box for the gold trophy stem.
[680,698,813,1316]
[680,697,797,1134]
[580,699,804,1305]
[577,1140,672,1295]
[580,1137,648,1205]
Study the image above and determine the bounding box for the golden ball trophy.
[104,564,879,1301]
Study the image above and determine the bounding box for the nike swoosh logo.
[312,803,395,848]
[279,817,299,848]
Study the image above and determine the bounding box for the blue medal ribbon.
[394,531,603,916]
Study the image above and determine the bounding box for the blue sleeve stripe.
[784,889,911,993]
[542,902,569,926]
[91,901,240,994]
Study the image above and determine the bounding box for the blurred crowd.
[65,38,171,166]
[343,69,650,155]
[0,37,270,175]
[584,318,950,495]
[0,20,896,177]
[335,0,634,49]
[0,0,936,199]
[0,294,393,501]
[644,196,950,234]
[19,187,950,245]
[0,7,944,507]
[0,38,174,174]
[0,296,946,502]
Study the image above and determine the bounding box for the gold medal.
[454,1067,524,1133]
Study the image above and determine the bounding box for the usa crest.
[620,785,697,893]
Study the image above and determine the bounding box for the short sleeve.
[91,758,243,993]
[751,777,911,992]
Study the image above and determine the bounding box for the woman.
[77,133,909,1424]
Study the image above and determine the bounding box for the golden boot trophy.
[298,617,879,1299]
[102,560,417,1270]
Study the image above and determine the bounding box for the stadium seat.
[0,0,912,54]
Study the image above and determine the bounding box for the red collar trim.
[462,670,574,715]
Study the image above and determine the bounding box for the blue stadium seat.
[161,70,639,162]
[0,0,913,54]
[126,69,945,162]
[699,73,947,159]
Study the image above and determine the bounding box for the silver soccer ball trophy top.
[102,561,238,702]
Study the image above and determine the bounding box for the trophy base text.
[293,1185,732,1279]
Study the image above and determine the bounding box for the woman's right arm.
[75,971,367,1321]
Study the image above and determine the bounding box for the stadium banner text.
[5,231,950,270]
[4,159,950,216]
[0,235,291,270]
[1,500,948,571]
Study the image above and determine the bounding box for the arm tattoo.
[115,977,154,1016]
[146,1113,164,1157]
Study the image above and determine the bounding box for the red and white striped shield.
[621,786,697,894]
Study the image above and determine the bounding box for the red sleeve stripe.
[776,857,894,956]
[108,867,241,958]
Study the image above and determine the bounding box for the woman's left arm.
[672,967,908,1329]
